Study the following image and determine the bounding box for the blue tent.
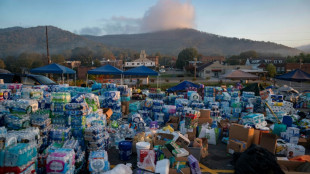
[167,81,200,92]
[123,66,158,76]
[30,63,76,74]
[275,69,310,81]
[87,64,123,75]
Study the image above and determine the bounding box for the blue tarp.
[87,64,123,75]
[123,66,158,76]
[275,69,310,81]
[30,63,76,74]
[167,81,200,92]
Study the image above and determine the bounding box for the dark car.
[0,73,57,85]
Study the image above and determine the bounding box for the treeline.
[0,46,179,73]
[286,53,310,63]
[0,46,142,73]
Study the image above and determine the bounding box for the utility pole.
[46,26,51,64]
[194,58,197,80]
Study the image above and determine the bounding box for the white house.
[124,50,155,68]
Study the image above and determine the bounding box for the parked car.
[0,73,57,85]
[159,69,166,73]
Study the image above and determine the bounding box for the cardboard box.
[166,116,180,130]
[227,139,247,154]
[253,129,271,145]
[187,128,197,141]
[253,129,260,145]
[259,133,277,154]
[298,138,308,148]
[169,157,191,174]
[199,109,211,118]
[229,124,254,148]
[102,108,113,119]
[278,160,310,174]
[198,117,213,125]
[153,133,174,146]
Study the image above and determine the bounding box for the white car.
[159,69,165,73]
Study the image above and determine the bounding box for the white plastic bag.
[198,123,209,138]
[205,128,216,145]
[139,150,156,172]
[103,164,132,174]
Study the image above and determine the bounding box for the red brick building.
[200,56,226,63]
[77,66,95,79]
[285,63,310,74]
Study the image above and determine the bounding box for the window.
[281,67,285,71]
[137,63,140,65]
[21,77,37,85]
[277,67,280,72]
[205,70,210,74]
[132,63,134,65]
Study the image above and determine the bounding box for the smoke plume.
[79,0,196,35]
[141,0,195,32]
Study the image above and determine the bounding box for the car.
[0,73,57,85]
[159,69,165,73]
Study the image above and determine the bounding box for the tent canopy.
[240,83,264,96]
[87,64,123,75]
[123,66,158,76]
[275,69,310,81]
[224,70,258,80]
[30,63,76,74]
[167,81,200,92]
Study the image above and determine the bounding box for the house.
[285,63,310,74]
[100,59,123,69]
[200,56,226,63]
[124,50,156,68]
[198,61,252,78]
[245,58,286,74]
[65,61,81,69]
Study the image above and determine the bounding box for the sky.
[0,0,310,47]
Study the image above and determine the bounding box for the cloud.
[78,0,196,35]
[141,0,195,32]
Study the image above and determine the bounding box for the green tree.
[266,64,276,77]
[52,54,66,64]
[240,50,258,59]
[93,59,102,67]
[176,48,198,69]
[0,59,6,69]
[71,47,93,66]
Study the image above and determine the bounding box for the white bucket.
[136,141,150,162]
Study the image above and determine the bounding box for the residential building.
[65,61,81,69]
[100,59,123,69]
[197,61,252,78]
[245,58,286,74]
[200,56,226,63]
[285,63,310,74]
[124,50,156,68]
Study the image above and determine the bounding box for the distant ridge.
[85,28,301,56]
[0,26,107,57]
[0,26,301,57]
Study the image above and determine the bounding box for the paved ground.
[108,141,234,173]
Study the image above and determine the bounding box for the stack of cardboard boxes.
[228,124,277,154]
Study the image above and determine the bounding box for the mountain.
[0,26,107,57]
[85,28,301,56]
[0,26,301,58]
[297,44,310,53]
